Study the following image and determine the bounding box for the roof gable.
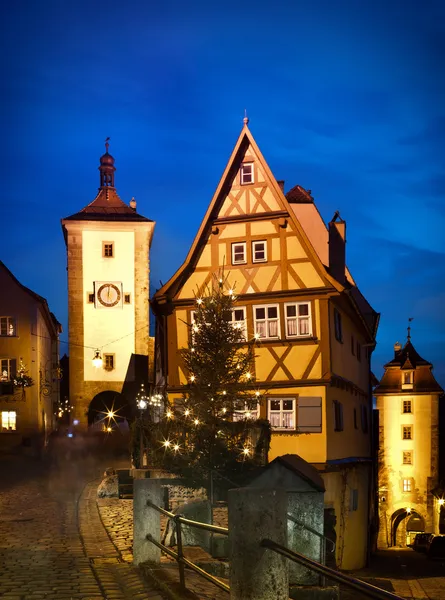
[62,187,152,223]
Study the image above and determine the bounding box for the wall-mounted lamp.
[406,507,411,514]
[438,498,445,506]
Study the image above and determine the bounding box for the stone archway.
[391,509,425,547]
[87,390,132,429]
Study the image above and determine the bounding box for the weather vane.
[105,136,110,153]
[407,317,413,341]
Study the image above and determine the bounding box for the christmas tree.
[147,273,271,489]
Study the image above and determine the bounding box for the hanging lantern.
[92,350,103,368]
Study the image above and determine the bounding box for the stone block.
[97,475,119,498]
[210,533,229,558]
[164,500,212,552]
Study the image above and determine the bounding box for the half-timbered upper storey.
[152,121,379,464]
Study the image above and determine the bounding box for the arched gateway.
[391,509,425,547]
[88,390,132,429]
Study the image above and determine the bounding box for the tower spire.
[99,137,116,188]
[407,317,413,342]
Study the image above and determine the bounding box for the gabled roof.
[0,261,62,336]
[154,123,343,302]
[62,187,153,222]
[269,454,326,492]
[384,340,431,369]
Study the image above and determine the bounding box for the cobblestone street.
[0,454,165,600]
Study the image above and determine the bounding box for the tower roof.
[62,140,152,223]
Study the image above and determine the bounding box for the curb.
[139,562,200,600]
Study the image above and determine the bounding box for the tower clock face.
[97,283,121,307]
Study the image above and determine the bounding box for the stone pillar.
[133,479,162,565]
[228,488,288,600]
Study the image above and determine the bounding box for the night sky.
[1,1,444,386]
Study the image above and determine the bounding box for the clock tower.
[61,142,155,429]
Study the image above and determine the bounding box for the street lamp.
[135,383,148,468]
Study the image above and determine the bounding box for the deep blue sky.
[1,0,444,386]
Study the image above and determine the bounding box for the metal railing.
[146,499,230,593]
[261,539,405,600]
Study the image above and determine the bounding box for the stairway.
[117,469,133,499]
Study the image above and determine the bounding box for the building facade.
[375,335,443,548]
[61,143,155,428]
[152,122,379,569]
[0,262,61,453]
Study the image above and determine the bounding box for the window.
[1,411,16,431]
[240,163,254,185]
[297,397,322,432]
[231,307,247,340]
[403,451,413,465]
[353,408,358,429]
[1,359,16,382]
[285,303,312,338]
[403,478,412,492]
[333,400,344,431]
[124,293,131,304]
[268,398,295,430]
[334,309,343,342]
[87,293,95,304]
[402,399,412,413]
[232,242,246,265]
[233,403,259,421]
[402,371,414,389]
[361,405,368,433]
[402,426,412,440]
[351,335,355,355]
[252,240,267,263]
[0,317,16,337]
[103,354,115,371]
[102,242,114,258]
[254,305,280,339]
[357,342,361,362]
[350,489,359,511]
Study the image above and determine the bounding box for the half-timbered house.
[152,120,379,569]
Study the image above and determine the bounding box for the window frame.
[240,162,254,185]
[333,400,344,432]
[402,451,413,465]
[351,335,355,355]
[267,397,296,431]
[285,302,312,338]
[1,410,17,432]
[87,292,95,304]
[0,358,16,382]
[402,425,413,440]
[231,306,247,341]
[356,342,361,362]
[252,240,267,263]
[253,304,280,340]
[233,403,259,422]
[0,317,16,337]
[231,242,247,265]
[403,478,412,492]
[102,241,114,258]
[334,308,343,342]
[124,293,131,304]
[402,399,412,414]
[103,354,115,371]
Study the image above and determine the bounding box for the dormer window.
[402,371,414,390]
[240,163,254,185]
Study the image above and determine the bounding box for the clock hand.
[107,285,111,302]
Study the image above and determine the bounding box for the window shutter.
[297,397,322,432]
[10,359,17,378]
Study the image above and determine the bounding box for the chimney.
[277,180,285,192]
[328,211,346,284]
[129,197,137,211]
[394,342,402,356]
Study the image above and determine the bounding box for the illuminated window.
[102,242,114,258]
[103,354,115,371]
[334,309,343,342]
[297,397,322,432]
[403,478,412,492]
[402,400,412,414]
[1,411,16,431]
[233,403,259,422]
[0,359,16,382]
[402,426,412,440]
[232,242,246,265]
[240,163,254,185]
[124,293,131,304]
[268,398,295,430]
[403,451,413,465]
[402,371,414,389]
[333,400,344,431]
[231,307,247,340]
[285,303,312,338]
[252,240,267,263]
[0,317,16,337]
[254,305,280,339]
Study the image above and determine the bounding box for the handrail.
[261,539,404,600]
[146,499,229,535]
[287,514,336,553]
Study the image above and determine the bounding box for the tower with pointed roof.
[152,120,379,569]
[61,143,155,428]
[374,331,443,548]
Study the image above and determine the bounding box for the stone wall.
[164,483,208,511]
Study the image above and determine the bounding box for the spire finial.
[407,317,413,342]
[105,136,110,153]
[243,109,249,126]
